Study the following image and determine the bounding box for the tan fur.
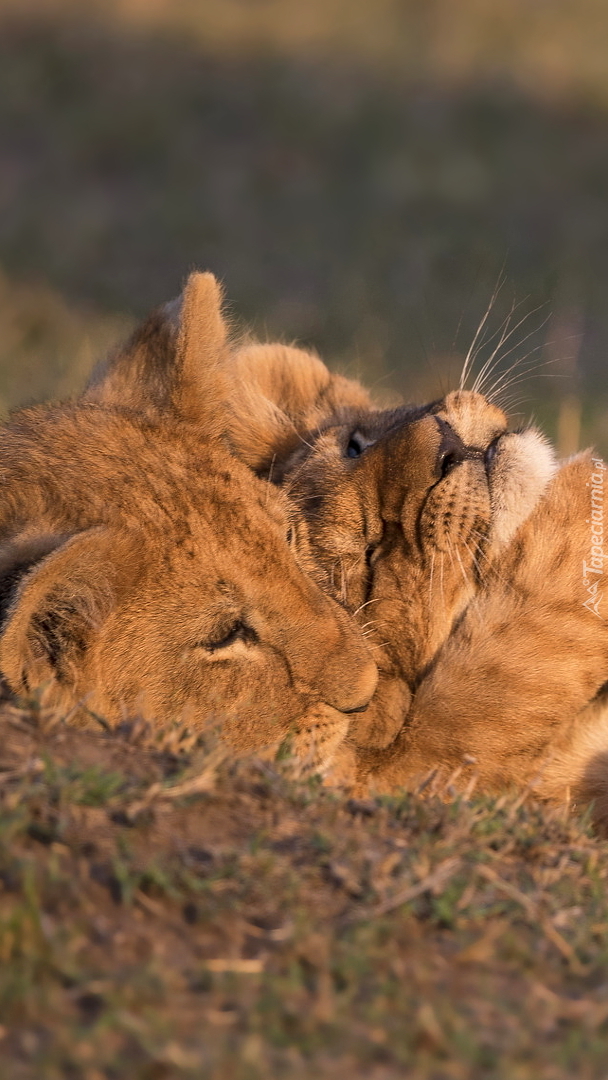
[0,274,378,767]
[347,452,608,807]
[86,273,230,431]
[219,339,608,819]
[98,294,608,821]
[266,385,556,751]
[228,342,373,475]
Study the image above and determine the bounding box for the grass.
[1,698,608,1077]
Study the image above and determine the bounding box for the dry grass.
[1,695,608,1078]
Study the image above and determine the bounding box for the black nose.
[435,418,467,479]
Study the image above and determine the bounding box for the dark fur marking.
[0,556,48,629]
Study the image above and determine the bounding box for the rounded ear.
[228,342,374,474]
[0,528,122,695]
[84,271,229,432]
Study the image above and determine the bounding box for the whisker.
[428,548,436,610]
[352,597,383,617]
[482,339,572,402]
[295,432,318,454]
[340,556,347,605]
[470,297,541,388]
[482,333,580,402]
[452,263,492,353]
[453,542,471,590]
[485,364,564,408]
[470,293,535,395]
[284,490,327,504]
[483,348,559,402]
[265,454,277,505]
[473,308,550,397]
[493,393,533,414]
[461,538,485,583]
[468,530,513,589]
[459,271,506,391]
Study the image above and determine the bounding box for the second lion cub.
[227,334,608,822]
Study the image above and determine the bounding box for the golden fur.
[225,338,608,823]
[228,342,373,476]
[347,451,608,809]
[0,274,378,767]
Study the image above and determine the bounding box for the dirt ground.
[0,696,607,1078]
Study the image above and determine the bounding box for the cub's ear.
[228,342,374,474]
[85,271,229,431]
[0,528,120,696]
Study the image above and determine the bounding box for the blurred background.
[1,0,607,452]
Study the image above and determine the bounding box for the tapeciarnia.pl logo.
[582,457,607,618]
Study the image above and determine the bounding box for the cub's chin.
[488,428,557,548]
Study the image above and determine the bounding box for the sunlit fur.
[0,274,378,770]
[225,339,608,829]
[229,345,555,748]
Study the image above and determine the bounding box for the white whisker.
[468,530,511,589]
[453,542,470,590]
[295,432,318,454]
[470,293,534,396]
[352,597,382,617]
[461,538,485,583]
[459,271,506,391]
[483,350,558,403]
[473,308,550,397]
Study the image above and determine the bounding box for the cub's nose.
[436,417,467,479]
[321,657,378,715]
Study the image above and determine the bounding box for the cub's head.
[224,343,556,749]
[0,274,377,771]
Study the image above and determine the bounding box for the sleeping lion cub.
[0,273,378,765]
[228,339,608,823]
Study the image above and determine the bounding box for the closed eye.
[198,620,257,652]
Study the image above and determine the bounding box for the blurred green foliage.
[0,0,607,449]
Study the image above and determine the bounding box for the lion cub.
[0,274,378,766]
[227,339,608,821]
